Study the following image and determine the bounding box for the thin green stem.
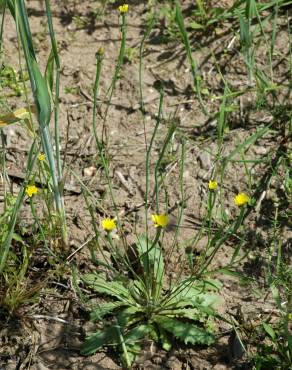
[102,11,127,144]
[44,0,62,181]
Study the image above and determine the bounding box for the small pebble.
[83,166,97,177]
[198,151,211,169]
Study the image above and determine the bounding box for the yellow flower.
[38,153,45,161]
[25,185,38,197]
[208,180,218,190]
[234,192,250,206]
[101,218,116,232]
[119,4,128,13]
[97,47,104,56]
[151,214,169,228]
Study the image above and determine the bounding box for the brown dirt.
[0,1,291,369]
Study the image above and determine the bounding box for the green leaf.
[166,278,223,311]
[189,21,204,29]
[81,326,118,355]
[45,48,55,94]
[124,324,150,345]
[82,273,132,302]
[90,302,126,321]
[239,15,252,48]
[262,322,276,340]
[225,124,271,162]
[136,235,164,298]
[158,326,172,351]
[155,316,215,345]
[120,343,141,369]
[121,324,151,368]
[162,308,202,322]
[12,232,25,244]
[117,307,141,328]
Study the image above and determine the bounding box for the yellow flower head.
[151,214,169,228]
[234,192,250,207]
[25,185,38,197]
[119,4,128,13]
[208,180,218,190]
[101,218,116,232]
[97,47,104,56]
[38,153,45,161]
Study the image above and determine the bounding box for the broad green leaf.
[136,235,164,298]
[30,58,52,127]
[155,316,215,345]
[166,278,223,310]
[81,326,118,355]
[12,232,25,244]
[262,322,276,340]
[189,21,204,29]
[90,301,126,322]
[124,324,150,345]
[117,306,141,328]
[82,273,132,302]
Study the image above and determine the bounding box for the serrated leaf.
[81,326,118,355]
[90,301,126,321]
[155,316,215,345]
[166,278,223,311]
[82,273,132,302]
[162,308,202,321]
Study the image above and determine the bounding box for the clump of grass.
[0,0,66,311]
[5,0,67,243]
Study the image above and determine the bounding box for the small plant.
[253,318,292,369]
[81,230,222,368]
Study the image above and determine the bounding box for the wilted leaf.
[0,105,36,127]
